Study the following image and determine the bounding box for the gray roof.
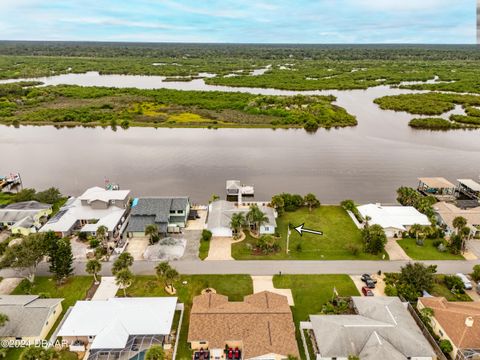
[127,197,188,233]
[0,201,51,224]
[4,201,52,211]
[207,200,276,230]
[126,215,167,233]
[0,295,63,338]
[309,297,435,360]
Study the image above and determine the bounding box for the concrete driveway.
[179,230,201,260]
[252,276,294,305]
[206,237,233,260]
[0,277,22,294]
[350,274,386,296]
[126,237,150,260]
[186,210,207,230]
[385,238,411,260]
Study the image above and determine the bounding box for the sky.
[0,0,476,44]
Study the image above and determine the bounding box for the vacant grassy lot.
[398,238,464,260]
[121,275,253,360]
[232,206,386,260]
[273,275,359,359]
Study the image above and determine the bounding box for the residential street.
[1,259,480,278]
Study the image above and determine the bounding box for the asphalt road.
[1,259,479,278]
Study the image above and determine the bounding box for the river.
[0,72,479,203]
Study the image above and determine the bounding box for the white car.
[456,273,473,290]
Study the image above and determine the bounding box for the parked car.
[362,286,374,296]
[456,273,473,290]
[361,274,377,288]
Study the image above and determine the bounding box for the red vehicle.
[361,286,374,296]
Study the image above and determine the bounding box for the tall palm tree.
[247,205,269,234]
[96,225,109,260]
[145,224,159,245]
[453,216,467,235]
[165,268,179,293]
[155,261,170,280]
[85,259,102,284]
[230,213,246,236]
[115,268,133,297]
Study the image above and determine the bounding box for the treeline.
[1,42,479,60]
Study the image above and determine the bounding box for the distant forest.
[0,41,479,60]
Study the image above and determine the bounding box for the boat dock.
[226,180,254,197]
[0,172,22,191]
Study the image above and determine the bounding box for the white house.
[58,297,178,359]
[357,203,430,237]
[40,186,131,239]
[207,200,276,237]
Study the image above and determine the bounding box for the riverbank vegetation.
[374,92,480,130]
[0,83,356,130]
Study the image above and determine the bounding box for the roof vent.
[465,316,474,327]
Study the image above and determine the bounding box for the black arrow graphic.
[293,223,323,236]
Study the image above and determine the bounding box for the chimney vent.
[465,316,474,327]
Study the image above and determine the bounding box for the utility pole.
[286,223,291,255]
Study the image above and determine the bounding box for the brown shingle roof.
[419,297,480,349]
[188,291,299,359]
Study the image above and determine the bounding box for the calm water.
[0,72,479,203]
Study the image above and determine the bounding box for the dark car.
[362,286,374,296]
[361,274,377,288]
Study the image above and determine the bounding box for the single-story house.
[58,297,178,359]
[418,297,480,360]
[0,201,52,235]
[434,201,480,237]
[357,203,431,237]
[207,200,276,237]
[188,291,299,360]
[0,295,63,345]
[40,186,131,239]
[302,296,435,360]
[126,197,190,237]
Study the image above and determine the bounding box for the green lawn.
[232,206,387,260]
[6,276,92,360]
[121,275,253,360]
[198,238,210,260]
[398,238,464,260]
[431,275,473,302]
[273,275,360,360]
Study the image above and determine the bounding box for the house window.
[439,329,443,337]
[264,226,269,231]
[170,210,175,214]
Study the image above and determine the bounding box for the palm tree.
[165,268,179,293]
[304,193,320,212]
[410,224,425,241]
[85,259,102,284]
[230,213,246,236]
[270,195,285,214]
[247,204,269,234]
[145,224,159,245]
[453,216,467,235]
[112,252,134,274]
[115,268,133,297]
[155,261,171,280]
[0,313,8,327]
[96,225,110,260]
[420,307,435,326]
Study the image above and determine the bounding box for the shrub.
[89,238,100,249]
[201,229,212,242]
[439,339,453,354]
[384,285,398,297]
[444,275,465,294]
[78,232,88,241]
[472,264,480,282]
[346,243,360,256]
[296,243,302,252]
[432,239,442,247]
